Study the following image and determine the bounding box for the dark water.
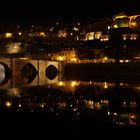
[1,59,140,137]
[1,80,140,137]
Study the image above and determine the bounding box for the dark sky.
[0,0,140,25]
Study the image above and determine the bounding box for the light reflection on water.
[0,79,140,127]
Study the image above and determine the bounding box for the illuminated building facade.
[113,12,140,29]
[77,13,140,43]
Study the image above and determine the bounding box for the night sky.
[0,0,140,25]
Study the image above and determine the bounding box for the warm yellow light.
[131,22,137,27]
[87,32,95,40]
[5,33,12,38]
[114,24,118,28]
[40,32,46,37]
[129,34,138,40]
[130,114,136,119]
[71,58,77,63]
[125,60,130,63]
[119,60,124,63]
[101,35,109,41]
[19,57,29,60]
[71,81,77,88]
[94,32,102,39]
[58,102,67,109]
[57,56,65,61]
[95,102,102,110]
[85,100,94,109]
[123,37,127,40]
[50,27,54,31]
[134,37,137,40]
[7,43,22,53]
[40,104,45,108]
[18,32,22,36]
[5,101,12,107]
[104,82,108,89]
[58,30,67,37]
[114,15,127,20]
[103,57,108,62]
[58,81,65,86]
[113,112,117,116]
[73,27,79,31]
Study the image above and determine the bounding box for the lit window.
[94,32,102,39]
[73,27,79,31]
[114,15,127,20]
[119,60,124,63]
[101,35,109,41]
[18,32,22,36]
[39,32,46,37]
[104,82,108,89]
[122,34,128,40]
[129,34,138,40]
[5,101,12,107]
[108,26,111,30]
[114,24,118,28]
[57,56,65,61]
[130,22,137,28]
[71,81,79,88]
[5,33,12,38]
[58,81,65,86]
[88,32,95,40]
[71,58,77,63]
[58,30,67,37]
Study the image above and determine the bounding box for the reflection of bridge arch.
[0,62,11,85]
[12,59,39,87]
[45,65,58,80]
[21,63,38,84]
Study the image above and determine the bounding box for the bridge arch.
[38,60,64,85]
[45,65,58,80]
[21,63,38,84]
[0,62,11,85]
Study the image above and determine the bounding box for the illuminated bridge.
[0,58,65,88]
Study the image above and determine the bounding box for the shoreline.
[64,63,140,82]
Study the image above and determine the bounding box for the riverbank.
[64,63,140,82]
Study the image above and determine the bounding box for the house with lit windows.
[75,13,140,63]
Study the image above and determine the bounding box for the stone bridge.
[0,58,65,88]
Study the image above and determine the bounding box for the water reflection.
[6,42,23,54]
[0,79,140,127]
[0,64,5,84]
